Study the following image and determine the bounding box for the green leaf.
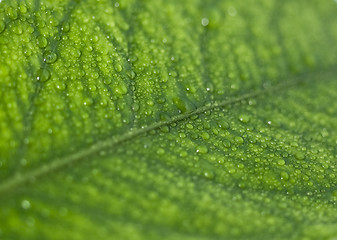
[1,0,337,239]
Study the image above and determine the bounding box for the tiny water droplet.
[0,21,6,34]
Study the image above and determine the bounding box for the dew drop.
[201,18,209,27]
[201,132,210,140]
[277,159,285,166]
[222,140,231,148]
[61,22,70,32]
[54,81,67,90]
[160,126,170,133]
[43,50,58,64]
[203,169,214,179]
[217,120,229,129]
[239,115,250,123]
[0,21,6,34]
[280,171,289,181]
[103,78,112,85]
[36,36,48,48]
[294,152,305,160]
[234,136,244,144]
[196,145,208,154]
[36,68,50,82]
[128,55,138,62]
[115,64,123,72]
[173,97,187,113]
[21,199,31,210]
[19,4,28,13]
[88,84,97,92]
[114,84,128,95]
[157,148,165,155]
[127,70,136,79]
[131,103,140,112]
[228,7,237,16]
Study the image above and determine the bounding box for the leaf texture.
[0,0,337,239]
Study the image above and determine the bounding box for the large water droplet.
[43,50,58,64]
[36,36,48,48]
[201,18,209,27]
[36,68,50,82]
[21,199,31,210]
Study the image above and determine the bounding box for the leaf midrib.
[0,68,334,195]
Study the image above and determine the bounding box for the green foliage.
[0,0,337,239]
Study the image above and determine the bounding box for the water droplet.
[21,199,31,210]
[173,97,187,113]
[196,145,208,154]
[61,22,70,32]
[128,55,138,62]
[201,132,210,140]
[217,120,229,129]
[203,169,214,179]
[114,84,128,95]
[294,152,305,160]
[36,36,48,48]
[277,159,285,166]
[222,140,231,148]
[83,98,93,106]
[88,84,97,92]
[131,103,140,112]
[127,70,136,79]
[0,21,6,34]
[280,171,289,181]
[103,78,112,85]
[157,148,165,155]
[228,7,237,16]
[43,50,58,64]
[160,126,170,133]
[19,4,28,13]
[168,70,178,77]
[239,115,250,123]
[54,81,67,90]
[36,68,50,82]
[115,64,123,72]
[234,136,244,144]
[201,18,209,27]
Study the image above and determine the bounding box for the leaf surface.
[0,0,337,239]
